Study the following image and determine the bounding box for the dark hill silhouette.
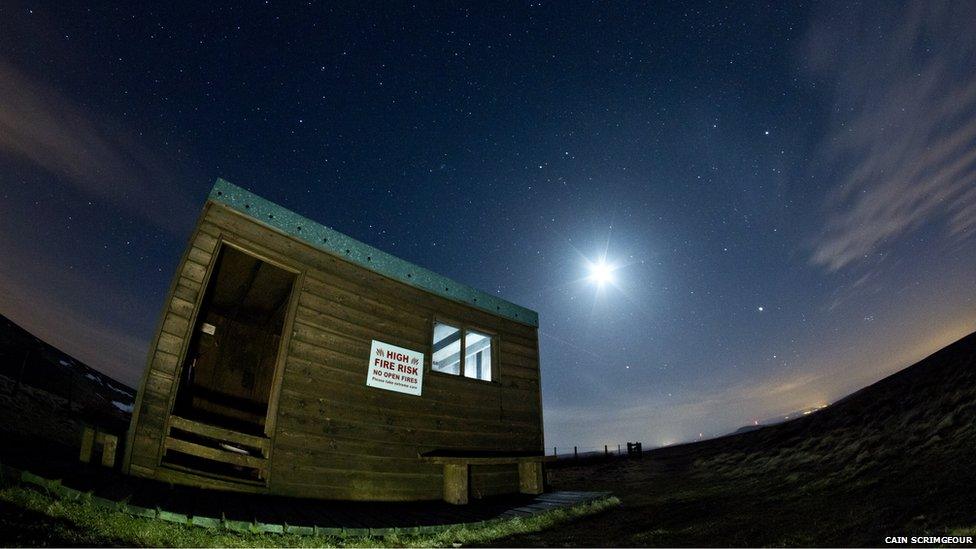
[0,314,134,445]
[497,330,976,546]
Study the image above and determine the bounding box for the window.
[431,321,493,382]
[432,322,461,375]
[463,330,492,381]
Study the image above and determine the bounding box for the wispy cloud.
[0,57,196,383]
[0,59,194,233]
[806,2,976,272]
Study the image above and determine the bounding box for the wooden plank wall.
[125,223,220,478]
[126,202,543,501]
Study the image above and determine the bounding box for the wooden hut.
[123,179,546,503]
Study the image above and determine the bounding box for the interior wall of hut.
[171,245,294,436]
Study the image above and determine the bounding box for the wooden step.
[168,415,270,455]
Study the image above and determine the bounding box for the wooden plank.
[498,335,540,358]
[271,445,442,473]
[302,275,430,329]
[168,296,195,320]
[100,433,118,467]
[279,373,540,425]
[168,416,271,453]
[275,407,541,446]
[79,427,95,463]
[297,292,428,347]
[422,455,547,465]
[144,370,175,400]
[154,466,267,494]
[499,349,540,370]
[277,364,540,421]
[274,416,541,450]
[518,461,544,494]
[161,315,190,340]
[149,350,180,377]
[500,365,540,382]
[129,463,154,477]
[275,392,540,433]
[173,282,199,304]
[137,394,169,417]
[157,331,183,356]
[180,260,207,284]
[294,303,427,352]
[290,319,371,362]
[129,432,163,469]
[271,480,438,501]
[272,429,536,464]
[177,274,203,294]
[164,436,267,469]
[193,229,220,253]
[272,466,441,491]
[272,460,439,480]
[186,246,212,266]
[472,466,519,497]
[443,463,468,504]
[196,220,222,238]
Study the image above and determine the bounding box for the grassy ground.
[0,484,619,547]
[489,332,976,547]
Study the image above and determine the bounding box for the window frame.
[428,315,499,384]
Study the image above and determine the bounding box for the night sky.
[2,2,975,450]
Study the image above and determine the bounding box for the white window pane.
[463,330,492,381]
[432,322,461,375]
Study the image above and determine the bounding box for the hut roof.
[209,179,539,327]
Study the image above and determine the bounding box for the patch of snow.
[85,373,103,385]
[105,383,133,397]
[112,401,134,413]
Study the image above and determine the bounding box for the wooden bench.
[79,426,119,468]
[420,450,554,505]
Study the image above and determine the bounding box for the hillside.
[0,314,134,448]
[496,330,976,546]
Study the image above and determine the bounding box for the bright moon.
[588,261,615,285]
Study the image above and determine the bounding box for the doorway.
[164,244,294,483]
[171,244,294,435]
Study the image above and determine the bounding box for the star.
[757,306,764,312]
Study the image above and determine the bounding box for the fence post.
[604,444,608,456]
[574,446,578,460]
[617,444,621,455]
[553,446,557,457]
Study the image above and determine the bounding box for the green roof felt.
[208,179,538,327]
